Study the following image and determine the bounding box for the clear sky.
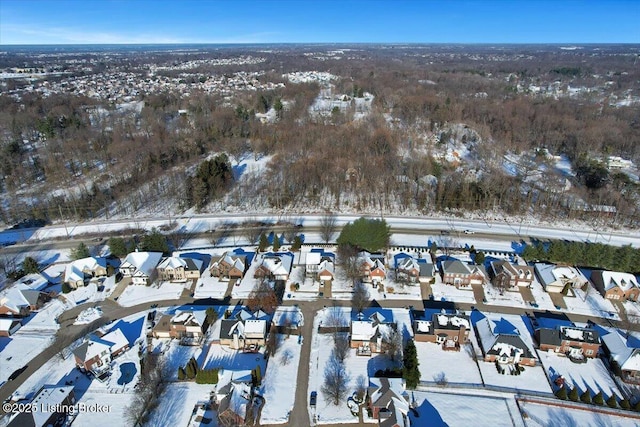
[1,0,638,45]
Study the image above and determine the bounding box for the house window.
[454,336,458,341]
[586,349,593,356]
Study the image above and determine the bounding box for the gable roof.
[65,257,108,283]
[121,251,163,276]
[442,260,471,275]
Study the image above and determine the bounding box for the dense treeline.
[522,240,640,273]
[0,46,639,226]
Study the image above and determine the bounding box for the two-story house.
[157,256,203,282]
[441,260,486,288]
[64,256,111,289]
[591,270,640,302]
[254,252,294,281]
[489,260,534,290]
[536,325,601,359]
[120,251,163,285]
[413,312,470,351]
[209,250,252,281]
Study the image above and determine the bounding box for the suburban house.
[441,260,486,288]
[217,381,253,426]
[489,260,535,290]
[64,256,111,289]
[474,315,536,366]
[0,283,50,317]
[359,252,387,284]
[14,273,50,291]
[413,312,470,350]
[533,263,588,294]
[6,385,75,427]
[590,270,640,302]
[209,250,252,280]
[304,249,336,280]
[156,256,203,282]
[535,325,601,359]
[120,251,163,285]
[600,328,640,384]
[72,329,129,375]
[218,309,270,351]
[254,252,294,281]
[151,310,208,343]
[0,318,22,336]
[350,312,395,356]
[367,377,411,427]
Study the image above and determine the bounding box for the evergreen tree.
[555,386,568,400]
[620,399,631,410]
[592,391,604,405]
[185,362,196,379]
[178,367,186,380]
[141,228,169,254]
[272,232,281,251]
[108,237,132,258]
[606,394,618,408]
[337,217,390,252]
[402,340,421,389]
[22,256,39,274]
[568,387,579,402]
[258,233,269,252]
[291,235,302,251]
[580,390,591,404]
[475,251,485,265]
[70,242,90,260]
[633,399,640,411]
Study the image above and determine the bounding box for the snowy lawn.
[484,285,527,308]
[563,286,620,320]
[528,279,556,310]
[308,334,370,425]
[117,281,187,307]
[193,268,229,299]
[409,390,518,427]
[430,280,476,304]
[539,351,623,400]
[521,401,638,427]
[145,382,217,427]
[415,342,483,385]
[20,298,65,332]
[158,339,205,380]
[259,334,302,424]
[0,335,55,384]
[201,343,267,375]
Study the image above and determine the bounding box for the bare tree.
[241,220,264,245]
[338,244,361,286]
[321,354,350,406]
[319,213,338,243]
[266,326,280,356]
[280,348,294,366]
[433,371,448,387]
[333,333,350,362]
[351,282,370,314]
[383,325,403,364]
[324,305,346,340]
[247,280,278,314]
[354,375,367,402]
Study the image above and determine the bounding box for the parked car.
[463,229,475,234]
[310,391,317,407]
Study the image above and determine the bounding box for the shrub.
[620,399,631,410]
[178,367,186,380]
[61,282,72,294]
[555,386,568,400]
[580,390,591,404]
[195,368,219,384]
[606,394,618,408]
[568,387,579,402]
[592,391,604,405]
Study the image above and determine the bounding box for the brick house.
[254,252,294,281]
[209,251,251,280]
[536,326,601,359]
[591,270,640,302]
[0,283,50,317]
[72,329,128,374]
[601,328,640,384]
[489,260,534,290]
[413,312,470,351]
[151,310,208,342]
[350,312,395,356]
[441,260,486,288]
[157,256,203,282]
[367,377,410,427]
[218,310,269,351]
[474,315,536,367]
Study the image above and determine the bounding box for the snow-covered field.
[521,400,638,427]
[409,390,519,427]
[117,281,187,307]
[539,351,623,399]
[415,342,483,385]
[259,334,302,424]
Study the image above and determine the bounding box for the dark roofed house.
[536,326,601,359]
[413,312,470,351]
[474,314,536,367]
[441,260,486,288]
[6,385,75,427]
[367,377,410,427]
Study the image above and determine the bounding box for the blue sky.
[1,0,638,44]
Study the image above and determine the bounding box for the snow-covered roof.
[435,314,470,330]
[0,318,20,331]
[318,259,334,274]
[415,320,432,333]
[305,252,321,265]
[73,335,112,362]
[15,273,49,290]
[259,253,293,276]
[158,256,188,269]
[601,328,640,371]
[122,251,163,276]
[600,271,639,291]
[101,328,129,352]
[351,320,377,341]
[244,319,266,335]
[0,283,35,313]
[30,385,74,427]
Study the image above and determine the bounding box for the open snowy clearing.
[539,351,623,400]
[117,281,187,307]
[408,390,520,427]
[259,334,302,424]
[415,342,483,385]
[520,400,638,427]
